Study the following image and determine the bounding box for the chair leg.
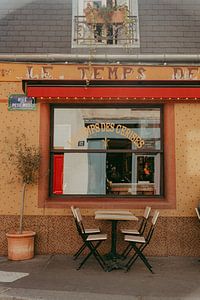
[121,244,133,260]
[88,241,107,269]
[125,243,153,273]
[73,243,86,260]
[77,241,107,271]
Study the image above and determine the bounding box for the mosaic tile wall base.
[0,216,199,257]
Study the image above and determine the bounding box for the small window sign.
[8,94,36,111]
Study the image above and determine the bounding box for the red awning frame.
[23,80,200,101]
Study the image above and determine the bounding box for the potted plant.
[84,4,128,25]
[5,135,40,260]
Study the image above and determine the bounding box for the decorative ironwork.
[73,15,138,47]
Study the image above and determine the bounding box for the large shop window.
[51,106,163,197]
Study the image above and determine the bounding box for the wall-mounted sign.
[8,94,36,111]
[1,63,200,82]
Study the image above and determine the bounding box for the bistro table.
[95,210,138,270]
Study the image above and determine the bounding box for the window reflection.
[52,107,162,196]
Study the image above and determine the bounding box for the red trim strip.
[53,154,64,195]
[27,86,200,99]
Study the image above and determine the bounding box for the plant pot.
[6,230,36,261]
[111,9,126,23]
[85,8,126,25]
[85,11,104,24]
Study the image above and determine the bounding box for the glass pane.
[53,108,161,150]
[52,152,160,196]
[65,152,106,195]
[107,153,160,196]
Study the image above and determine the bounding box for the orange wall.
[0,62,200,218]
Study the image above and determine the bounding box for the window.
[72,0,140,47]
[50,106,163,197]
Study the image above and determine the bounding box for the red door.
[53,154,64,194]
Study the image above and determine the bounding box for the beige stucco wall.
[0,102,43,216]
[0,63,200,218]
[174,103,200,216]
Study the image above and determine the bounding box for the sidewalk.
[0,255,199,299]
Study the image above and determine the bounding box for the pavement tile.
[0,255,199,300]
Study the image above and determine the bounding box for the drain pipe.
[1,54,200,64]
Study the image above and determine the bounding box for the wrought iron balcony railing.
[73,15,139,47]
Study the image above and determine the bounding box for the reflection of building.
[53,108,160,195]
[0,0,200,258]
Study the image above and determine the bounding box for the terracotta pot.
[6,231,36,261]
[85,11,104,24]
[85,10,126,24]
[111,10,126,23]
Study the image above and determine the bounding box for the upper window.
[72,0,140,48]
[51,106,163,197]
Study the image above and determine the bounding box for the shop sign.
[1,63,200,82]
[8,94,36,111]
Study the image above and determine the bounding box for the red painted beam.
[26,86,200,99]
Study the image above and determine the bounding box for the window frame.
[38,101,176,209]
[49,103,164,198]
[72,0,140,48]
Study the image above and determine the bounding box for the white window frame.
[72,0,140,48]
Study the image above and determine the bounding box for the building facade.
[0,0,200,256]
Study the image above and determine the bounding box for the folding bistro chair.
[195,207,200,221]
[71,206,100,260]
[74,208,108,271]
[123,210,160,273]
[120,206,151,258]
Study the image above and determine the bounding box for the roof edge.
[1,54,200,64]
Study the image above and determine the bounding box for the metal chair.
[123,210,160,273]
[195,207,200,221]
[120,206,151,258]
[74,208,108,271]
[70,206,100,260]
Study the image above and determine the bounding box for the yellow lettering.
[121,126,127,136]
[110,123,115,132]
[95,123,100,132]
[86,125,92,135]
[116,124,121,134]
[124,128,131,139]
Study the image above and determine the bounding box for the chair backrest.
[71,206,85,240]
[143,206,151,219]
[138,206,151,234]
[146,210,160,243]
[71,206,76,219]
[152,210,160,225]
[74,208,86,236]
[195,208,200,221]
[75,207,83,222]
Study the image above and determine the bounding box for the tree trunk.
[19,182,26,234]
